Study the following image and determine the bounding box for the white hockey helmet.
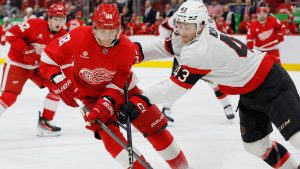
[174,1,209,31]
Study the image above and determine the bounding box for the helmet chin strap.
[93,28,121,48]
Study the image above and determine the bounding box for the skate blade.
[36,130,61,137]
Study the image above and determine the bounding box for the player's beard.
[93,28,120,47]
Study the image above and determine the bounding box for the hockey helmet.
[93,4,120,29]
[174,1,209,31]
[48,3,66,17]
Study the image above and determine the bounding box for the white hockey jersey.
[142,25,275,104]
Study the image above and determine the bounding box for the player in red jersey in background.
[247,7,286,64]
[2,3,67,137]
[39,4,190,169]
[281,14,299,35]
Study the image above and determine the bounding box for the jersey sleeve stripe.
[171,65,211,89]
[162,21,174,31]
[164,38,174,55]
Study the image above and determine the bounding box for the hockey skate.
[162,107,175,123]
[224,105,235,121]
[37,112,61,137]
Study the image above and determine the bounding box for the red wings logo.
[79,67,116,85]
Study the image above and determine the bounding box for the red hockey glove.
[85,98,114,126]
[52,77,79,107]
[23,46,40,66]
[118,94,151,124]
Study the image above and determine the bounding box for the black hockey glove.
[118,94,151,124]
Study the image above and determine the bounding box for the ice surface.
[0,67,300,169]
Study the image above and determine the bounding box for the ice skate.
[224,105,235,121]
[37,112,61,137]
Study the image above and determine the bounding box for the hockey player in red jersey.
[1,3,67,137]
[247,7,286,64]
[121,1,300,168]
[39,4,189,169]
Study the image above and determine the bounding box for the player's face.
[176,22,197,43]
[93,27,119,47]
[258,12,268,23]
[48,16,66,32]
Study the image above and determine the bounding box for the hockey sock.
[99,123,150,169]
[147,129,189,169]
[261,141,293,169]
[214,89,231,107]
[42,93,60,120]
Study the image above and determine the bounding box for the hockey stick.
[256,39,278,50]
[74,98,152,169]
[124,83,134,168]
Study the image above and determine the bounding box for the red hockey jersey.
[40,26,137,101]
[5,18,67,66]
[246,16,286,51]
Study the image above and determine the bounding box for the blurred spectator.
[162,3,174,19]
[124,14,137,35]
[65,11,86,31]
[33,4,45,18]
[208,1,223,19]
[135,16,150,34]
[170,0,179,13]
[277,0,293,14]
[117,0,126,12]
[241,0,256,21]
[231,0,244,14]
[143,0,157,26]
[281,14,298,34]
[3,0,14,17]
[293,0,300,13]
[149,16,163,35]
[2,17,12,31]
[216,16,234,34]
[23,7,36,22]
[222,4,235,32]
[238,14,251,34]
[121,6,132,28]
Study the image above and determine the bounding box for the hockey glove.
[118,94,151,124]
[277,34,284,43]
[23,46,40,66]
[84,98,114,127]
[52,76,79,107]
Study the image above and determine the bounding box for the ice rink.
[1,67,300,169]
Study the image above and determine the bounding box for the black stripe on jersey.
[133,42,144,62]
[162,21,174,31]
[215,89,225,98]
[164,37,174,55]
[171,65,211,89]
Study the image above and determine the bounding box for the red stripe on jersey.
[171,65,211,89]
[273,152,290,169]
[219,54,275,95]
[162,20,174,31]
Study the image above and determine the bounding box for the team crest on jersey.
[80,51,89,59]
[79,67,116,85]
[103,48,108,55]
[37,34,43,39]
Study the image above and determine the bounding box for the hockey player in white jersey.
[122,1,300,168]
[130,0,235,123]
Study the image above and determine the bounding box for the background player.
[121,1,300,168]
[247,7,286,64]
[39,4,190,169]
[2,3,67,137]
